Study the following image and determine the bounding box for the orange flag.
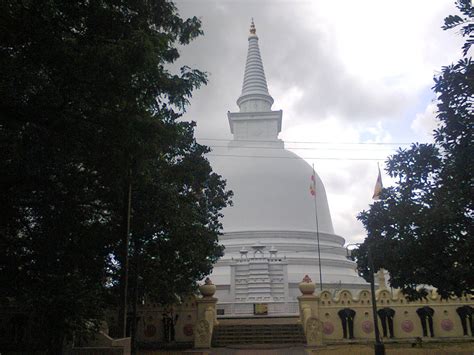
[372,164,383,200]
[310,168,316,196]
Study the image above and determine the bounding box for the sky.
[173,0,464,244]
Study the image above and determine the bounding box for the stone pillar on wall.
[194,278,219,349]
[297,275,323,346]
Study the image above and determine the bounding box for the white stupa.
[208,21,367,316]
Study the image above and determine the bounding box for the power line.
[207,144,398,152]
[207,153,386,161]
[197,137,420,146]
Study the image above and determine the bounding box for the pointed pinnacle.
[250,18,256,35]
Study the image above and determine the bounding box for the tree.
[130,128,230,305]
[0,1,230,352]
[355,0,473,300]
[125,120,231,350]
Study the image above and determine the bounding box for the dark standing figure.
[338,308,356,339]
[162,310,179,342]
[377,307,395,338]
[162,313,170,342]
[416,306,435,337]
[168,313,179,342]
[456,305,474,336]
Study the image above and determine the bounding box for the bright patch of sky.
[175,0,464,244]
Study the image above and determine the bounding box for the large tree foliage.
[130,131,229,305]
[0,0,230,352]
[355,0,473,300]
[125,118,231,351]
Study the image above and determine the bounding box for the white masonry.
[208,21,368,317]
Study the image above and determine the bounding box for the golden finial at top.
[250,18,256,35]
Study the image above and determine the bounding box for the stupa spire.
[237,19,274,112]
[227,21,282,142]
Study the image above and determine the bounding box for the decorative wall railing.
[318,289,473,340]
[297,276,474,347]
[4,277,471,352]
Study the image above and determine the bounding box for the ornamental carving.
[323,321,334,335]
[183,323,193,337]
[401,320,414,333]
[199,278,216,298]
[144,324,156,337]
[299,275,316,295]
[441,319,454,331]
[307,317,323,345]
[361,320,373,334]
[195,319,210,346]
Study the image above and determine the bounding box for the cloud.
[282,117,397,243]
[172,0,458,243]
[411,102,438,142]
[174,0,417,134]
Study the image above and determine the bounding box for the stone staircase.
[211,317,306,347]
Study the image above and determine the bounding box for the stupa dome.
[210,145,334,235]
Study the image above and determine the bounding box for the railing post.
[195,278,218,349]
[297,275,323,346]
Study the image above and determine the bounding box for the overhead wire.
[197,137,419,161]
[206,144,398,152]
[206,154,388,161]
[197,137,420,146]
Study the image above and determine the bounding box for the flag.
[372,164,383,200]
[310,167,316,196]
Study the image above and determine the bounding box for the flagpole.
[312,163,323,291]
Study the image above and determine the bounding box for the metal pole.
[130,245,141,355]
[118,169,132,338]
[312,164,323,290]
[368,248,385,355]
[346,243,385,355]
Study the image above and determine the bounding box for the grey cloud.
[170,0,449,243]
[174,0,410,139]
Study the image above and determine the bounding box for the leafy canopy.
[355,0,473,300]
[1,0,230,351]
